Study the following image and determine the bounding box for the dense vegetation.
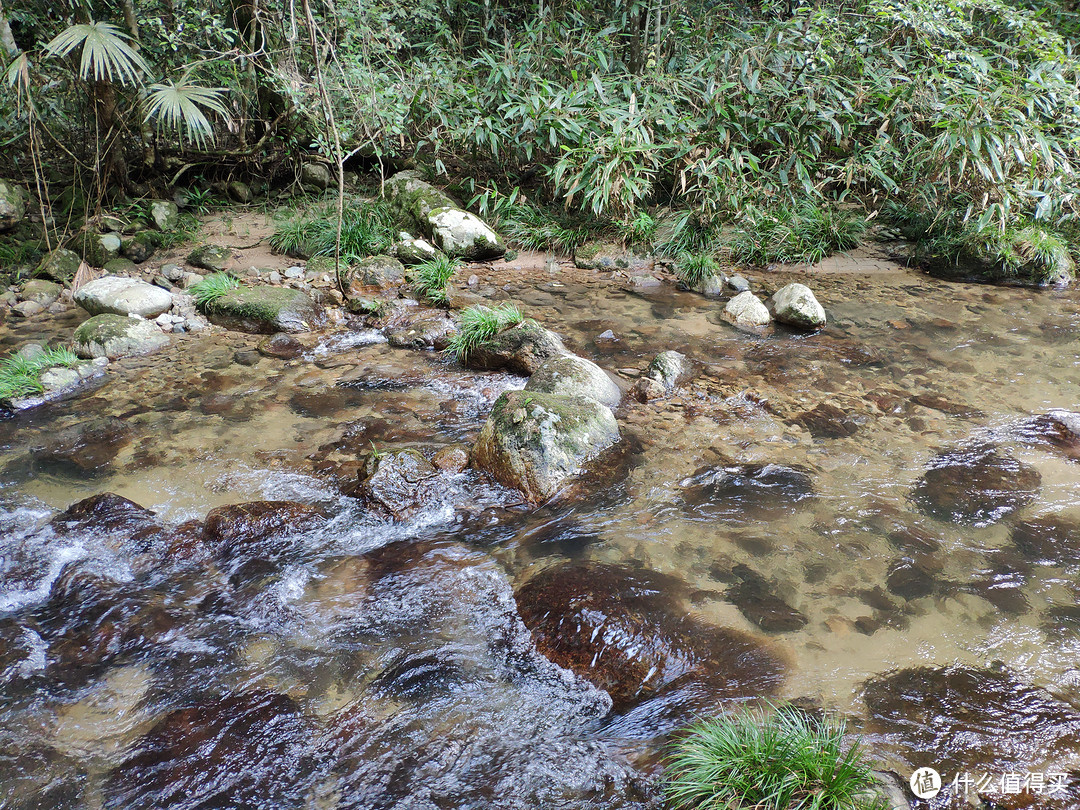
[1,0,1078,281]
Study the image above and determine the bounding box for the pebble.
[268,272,282,284]
[597,329,616,340]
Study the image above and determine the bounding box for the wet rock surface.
[465,320,567,374]
[681,462,815,521]
[524,354,622,409]
[863,666,1080,790]
[791,401,860,438]
[106,691,320,809]
[913,444,1041,525]
[515,561,786,711]
[354,449,440,520]
[209,286,322,333]
[726,565,808,632]
[202,501,326,562]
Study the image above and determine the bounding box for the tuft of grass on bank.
[411,254,460,306]
[446,302,524,363]
[190,272,239,312]
[269,199,395,261]
[730,203,866,267]
[675,252,721,288]
[665,704,885,810]
[0,346,81,401]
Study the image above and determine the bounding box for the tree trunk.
[0,0,19,57]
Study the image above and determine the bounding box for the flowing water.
[3,262,1080,808]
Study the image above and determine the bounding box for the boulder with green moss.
[473,389,620,502]
[573,241,654,274]
[0,180,26,232]
[524,354,621,409]
[35,248,82,284]
[208,286,322,333]
[149,200,179,232]
[73,314,170,359]
[926,225,1075,287]
[187,244,233,273]
[385,170,505,260]
[73,231,123,267]
[344,255,405,292]
[20,280,62,308]
[465,320,568,375]
[121,230,161,263]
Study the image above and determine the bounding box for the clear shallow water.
[4,266,1080,807]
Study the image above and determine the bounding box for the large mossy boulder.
[208,286,322,333]
[464,320,567,375]
[73,314,169,359]
[35,248,82,284]
[925,226,1075,287]
[573,241,654,274]
[0,180,26,232]
[385,170,505,260]
[524,354,621,409]
[75,276,173,318]
[473,389,620,502]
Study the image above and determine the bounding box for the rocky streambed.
[3,244,1080,808]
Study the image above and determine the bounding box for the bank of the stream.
[3,201,1080,809]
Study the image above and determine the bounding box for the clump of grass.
[666,704,884,810]
[446,302,524,362]
[478,195,607,255]
[731,202,866,266]
[411,254,460,305]
[653,211,723,259]
[269,200,395,261]
[618,210,658,247]
[0,346,81,402]
[190,272,240,312]
[675,252,721,288]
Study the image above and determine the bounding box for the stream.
[3,262,1080,808]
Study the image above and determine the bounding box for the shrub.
[0,346,81,402]
[666,704,884,810]
[730,203,866,266]
[270,200,395,262]
[411,254,460,306]
[446,303,524,363]
[189,272,239,312]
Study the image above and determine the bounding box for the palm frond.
[5,53,28,89]
[44,22,148,85]
[144,79,230,147]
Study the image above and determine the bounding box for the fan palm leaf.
[44,22,148,85]
[144,78,230,147]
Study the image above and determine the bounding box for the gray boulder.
[348,255,405,291]
[355,449,440,520]
[524,354,621,409]
[75,276,174,319]
[574,241,654,274]
[393,233,439,265]
[208,286,321,333]
[0,180,26,231]
[35,248,82,284]
[769,283,826,330]
[73,314,170,359]
[473,390,620,503]
[187,244,233,273]
[301,162,332,192]
[723,291,772,329]
[149,200,179,231]
[76,231,123,267]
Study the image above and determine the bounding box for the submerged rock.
[106,690,319,810]
[73,314,169,359]
[727,565,808,632]
[515,561,786,710]
[1012,410,1080,462]
[202,501,325,562]
[384,309,456,350]
[465,320,567,375]
[52,492,157,534]
[791,401,860,439]
[208,286,322,333]
[681,462,815,521]
[769,283,826,330]
[885,556,938,600]
[473,390,620,503]
[74,275,173,319]
[1010,515,1080,566]
[524,354,621,409]
[912,444,1040,525]
[863,665,1080,784]
[257,332,305,359]
[32,419,133,475]
[643,350,693,391]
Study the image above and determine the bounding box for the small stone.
[233,350,261,366]
[257,333,305,359]
[161,264,185,282]
[597,329,616,340]
[432,446,469,474]
[285,266,304,279]
[182,273,203,289]
[268,272,282,284]
[769,283,827,330]
[727,274,751,293]
[723,291,771,329]
[11,301,44,318]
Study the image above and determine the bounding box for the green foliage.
[270,200,396,262]
[620,211,658,247]
[675,252,721,289]
[730,203,866,266]
[411,254,460,305]
[44,22,148,85]
[666,704,884,810]
[0,346,80,402]
[446,302,524,362]
[189,272,239,312]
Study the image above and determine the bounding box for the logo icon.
[910,767,942,799]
